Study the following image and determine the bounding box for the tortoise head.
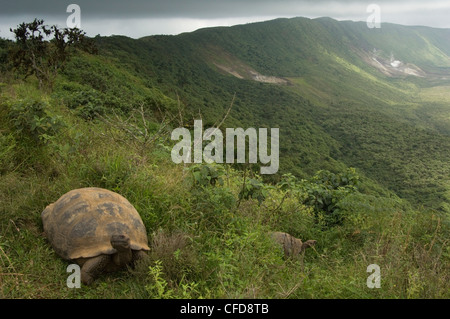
[110,234,133,267]
[302,240,317,251]
[110,234,131,251]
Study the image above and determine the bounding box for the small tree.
[9,18,96,90]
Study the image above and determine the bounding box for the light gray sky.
[1,0,450,39]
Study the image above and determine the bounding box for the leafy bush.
[239,177,271,205]
[192,185,237,232]
[65,89,103,109]
[189,163,225,187]
[186,164,239,231]
[7,98,64,144]
[299,169,359,227]
[57,87,105,120]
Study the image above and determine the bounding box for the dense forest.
[0,17,448,298]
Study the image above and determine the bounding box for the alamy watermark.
[66,4,81,29]
[67,264,81,288]
[367,264,381,289]
[171,120,279,175]
[367,4,381,29]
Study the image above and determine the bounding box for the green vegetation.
[0,17,449,299]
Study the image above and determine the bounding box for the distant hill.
[89,17,450,213]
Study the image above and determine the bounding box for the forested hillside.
[0,17,448,299]
[95,17,450,213]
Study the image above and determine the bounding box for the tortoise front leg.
[80,255,111,285]
[132,250,148,263]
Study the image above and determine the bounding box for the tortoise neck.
[110,234,132,266]
[301,242,313,252]
[113,249,132,266]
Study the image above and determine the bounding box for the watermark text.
[66,264,81,288]
[66,4,81,29]
[367,4,381,29]
[367,264,381,288]
[171,120,279,174]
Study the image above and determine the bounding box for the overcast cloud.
[1,0,450,39]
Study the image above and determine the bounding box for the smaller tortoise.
[270,232,317,258]
[41,187,150,285]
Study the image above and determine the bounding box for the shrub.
[300,168,359,227]
[189,163,225,187]
[59,88,105,120]
[239,177,271,205]
[7,98,64,144]
[192,185,237,232]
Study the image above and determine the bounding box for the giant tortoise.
[270,232,317,258]
[41,187,150,285]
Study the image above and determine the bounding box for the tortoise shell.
[41,187,150,260]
